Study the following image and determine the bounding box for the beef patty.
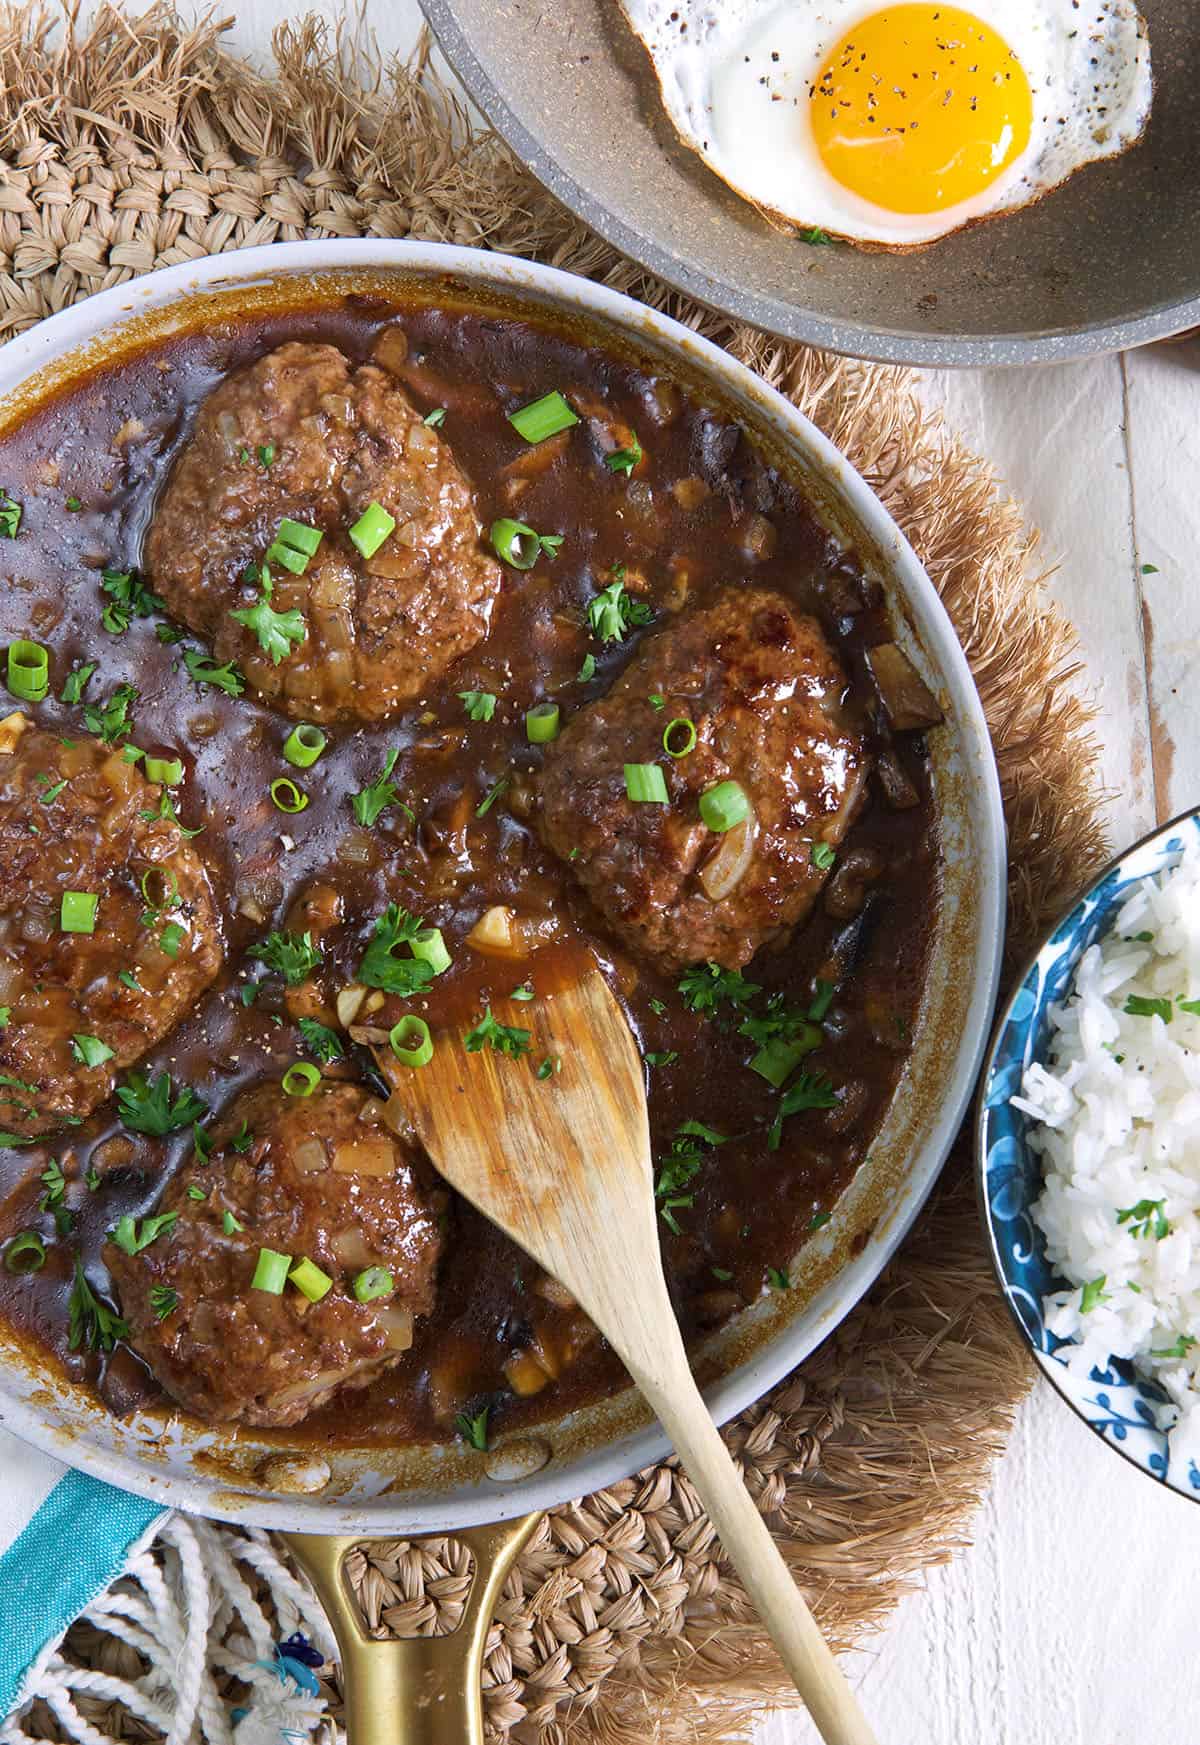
[144,342,503,722]
[537,588,868,972]
[0,725,222,1136]
[107,1081,445,1427]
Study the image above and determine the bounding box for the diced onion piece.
[336,983,367,1027]
[466,904,518,957]
[504,1349,551,1396]
[699,814,756,900]
[331,1229,374,1269]
[864,643,943,731]
[331,1138,397,1178]
[292,1139,328,1174]
[375,1304,414,1350]
[533,1273,578,1310]
[372,324,409,371]
[0,710,28,754]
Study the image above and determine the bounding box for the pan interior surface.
[0,245,1003,1530]
[422,0,1199,364]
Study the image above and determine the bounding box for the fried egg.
[616,1,1153,247]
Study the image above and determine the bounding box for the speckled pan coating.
[421,0,1200,367]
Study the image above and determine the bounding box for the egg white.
[616,0,1153,247]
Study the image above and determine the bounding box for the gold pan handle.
[284,1513,542,1745]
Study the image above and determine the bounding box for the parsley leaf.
[229,564,306,665]
[586,577,653,644]
[458,690,497,722]
[1116,1198,1170,1241]
[1151,1334,1196,1360]
[768,1072,838,1151]
[83,683,137,745]
[1079,1276,1109,1314]
[678,962,762,1017]
[1124,995,1173,1023]
[298,1017,345,1064]
[149,1284,179,1321]
[110,1210,178,1255]
[465,1007,532,1059]
[116,1071,208,1137]
[358,904,437,997]
[251,929,323,988]
[810,841,836,871]
[0,491,21,538]
[71,1034,115,1069]
[182,648,246,697]
[577,652,596,682]
[100,568,164,635]
[352,748,410,827]
[60,662,96,704]
[767,1266,791,1291]
[476,775,508,818]
[455,1406,490,1450]
[604,434,643,477]
[653,1122,724,1235]
[68,1260,128,1352]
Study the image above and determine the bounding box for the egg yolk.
[809,5,1033,216]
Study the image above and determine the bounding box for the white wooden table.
[162,2,1200,1735]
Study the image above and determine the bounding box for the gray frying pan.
[0,240,1006,1738]
[421,0,1200,365]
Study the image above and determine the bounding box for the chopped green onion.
[624,763,668,804]
[270,776,309,814]
[411,927,452,976]
[751,1030,821,1089]
[283,723,327,769]
[349,501,396,560]
[525,702,560,743]
[699,780,749,834]
[0,492,21,538]
[490,518,541,570]
[389,1015,433,1069]
[251,1247,292,1294]
[144,756,183,786]
[423,408,446,428]
[257,444,276,469]
[4,1229,45,1273]
[275,517,323,558]
[265,540,307,574]
[456,1406,490,1450]
[71,1033,115,1069]
[810,840,836,870]
[288,1256,333,1302]
[282,1062,321,1097]
[354,1266,395,1303]
[140,866,179,913]
[223,1210,244,1235]
[7,640,48,702]
[508,391,579,444]
[662,717,697,758]
[61,890,98,934]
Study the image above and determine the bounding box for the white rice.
[1013,839,1200,1462]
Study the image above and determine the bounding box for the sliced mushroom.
[864,643,943,731]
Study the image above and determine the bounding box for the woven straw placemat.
[1,6,1112,1740]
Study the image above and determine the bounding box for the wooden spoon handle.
[631,1336,879,1745]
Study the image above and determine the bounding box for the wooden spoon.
[381,949,879,1745]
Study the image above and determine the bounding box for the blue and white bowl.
[976,806,1200,1500]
